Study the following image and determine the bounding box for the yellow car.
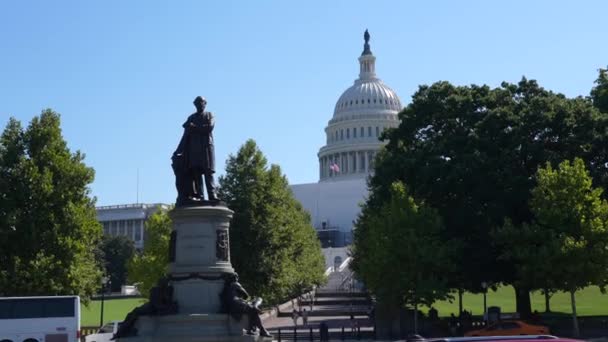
[465,320,550,336]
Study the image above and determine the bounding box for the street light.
[481,282,488,321]
[100,276,110,327]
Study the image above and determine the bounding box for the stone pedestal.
[120,314,269,342]
[169,206,234,314]
[118,205,271,342]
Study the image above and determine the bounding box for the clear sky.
[1,1,607,206]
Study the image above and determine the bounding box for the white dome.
[333,79,402,118]
[317,30,402,182]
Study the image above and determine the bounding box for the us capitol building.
[291,30,402,269]
[96,31,402,270]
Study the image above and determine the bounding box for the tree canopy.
[591,66,608,114]
[352,181,456,307]
[219,139,326,305]
[99,235,135,292]
[0,110,102,302]
[369,77,608,316]
[497,159,608,336]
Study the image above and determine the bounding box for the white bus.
[0,296,80,342]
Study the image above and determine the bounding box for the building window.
[135,221,142,241]
[376,126,380,137]
[346,128,350,139]
[127,220,133,239]
[340,130,344,140]
[353,128,357,138]
[373,99,376,103]
[360,127,364,137]
[360,153,365,171]
[111,221,118,236]
[367,99,370,103]
[368,126,371,137]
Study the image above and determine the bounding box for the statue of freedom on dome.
[171,96,219,206]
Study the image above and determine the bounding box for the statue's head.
[227,272,239,283]
[193,96,207,112]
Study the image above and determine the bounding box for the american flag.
[329,163,340,173]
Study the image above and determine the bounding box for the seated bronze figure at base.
[220,273,272,338]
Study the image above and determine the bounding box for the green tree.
[533,159,608,336]
[371,78,608,317]
[0,110,102,302]
[219,139,325,305]
[591,67,608,113]
[352,181,455,335]
[100,235,135,292]
[127,209,171,297]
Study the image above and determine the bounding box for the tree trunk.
[544,289,551,313]
[414,298,418,334]
[570,290,580,338]
[458,289,463,316]
[514,286,532,319]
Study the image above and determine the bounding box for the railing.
[337,257,352,272]
[272,325,372,342]
[96,203,167,210]
[80,326,99,341]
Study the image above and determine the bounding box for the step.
[278,309,369,317]
[315,291,368,298]
[299,298,370,306]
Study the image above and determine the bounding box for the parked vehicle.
[429,335,558,342]
[454,339,581,342]
[465,320,550,336]
[84,321,121,342]
[0,295,80,342]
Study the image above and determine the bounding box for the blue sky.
[1,1,607,206]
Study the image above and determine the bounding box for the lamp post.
[481,282,488,321]
[100,276,110,327]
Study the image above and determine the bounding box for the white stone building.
[97,203,169,250]
[291,30,402,268]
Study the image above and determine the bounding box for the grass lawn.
[424,286,608,317]
[80,286,608,327]
[81,297,146,327]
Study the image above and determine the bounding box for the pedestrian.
[319,321,329,342]
[350,314,356,333]
[302,308,308,326]
[292,308,299,326]
[449,313,458,336]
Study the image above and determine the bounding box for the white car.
[85,321,122,342]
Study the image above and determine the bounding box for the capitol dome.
[317,30,402,182]
[333,80,402,118]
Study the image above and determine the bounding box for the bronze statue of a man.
[172,96,218,205]
[220,273,272,337]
